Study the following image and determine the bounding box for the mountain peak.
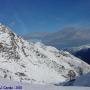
[0,23,11,33]
[0,24,90,85]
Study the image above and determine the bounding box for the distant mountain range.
[23,27,90,48]
[65,45,90,64]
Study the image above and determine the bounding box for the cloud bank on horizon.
[0,0,90,35]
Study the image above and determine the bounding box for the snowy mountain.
[65,45,90,64]
[0,23,90,85]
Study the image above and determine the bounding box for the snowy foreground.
[0,78,90,90]
[25,86,90,90]
[24,85,90,90]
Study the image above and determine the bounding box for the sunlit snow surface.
[0,78,90,90]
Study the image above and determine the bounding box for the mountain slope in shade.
[65,45,90,64]
[73,72,90,86]
[62,72,90,87]
[0,23,90,85]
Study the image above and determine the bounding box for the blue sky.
[0,0,90,35]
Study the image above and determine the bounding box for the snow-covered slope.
[62,72,90,87]
[0,23,90,85]
[73,73,90,86]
